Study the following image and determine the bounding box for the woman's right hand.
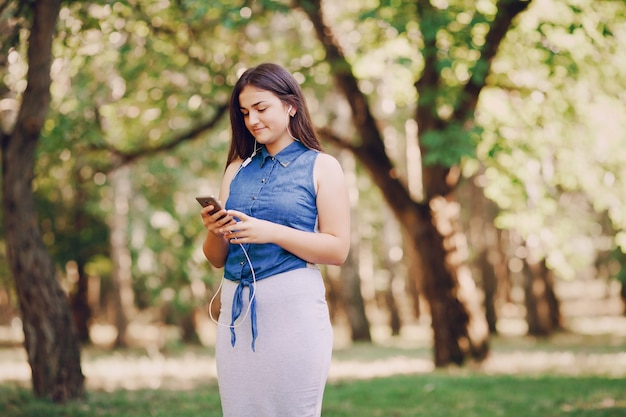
[201,204,234,237]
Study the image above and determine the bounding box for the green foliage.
[611,248,626,286]
[476,0,626,278]
[2,0,626,340]
[358,0,416,34]
[420,123,479,167]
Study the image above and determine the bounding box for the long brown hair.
[225,63,322,167]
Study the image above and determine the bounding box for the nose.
[248,110,260,125]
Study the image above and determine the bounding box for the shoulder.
[225,159,244,180]
[219,158,245,200]
[313,152,345,188]
[314,152,343,172]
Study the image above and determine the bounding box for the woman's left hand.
[221,209,274,245]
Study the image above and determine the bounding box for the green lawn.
[2,331,626,417]
[2,373,625,417]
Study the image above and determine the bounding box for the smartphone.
[195,196,223,216]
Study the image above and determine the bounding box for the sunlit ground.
[1,279,625,391]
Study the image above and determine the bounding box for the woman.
[200,63,350,417]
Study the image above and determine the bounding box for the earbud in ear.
[287,105,293,115]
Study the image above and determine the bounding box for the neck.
[265,138,295,156]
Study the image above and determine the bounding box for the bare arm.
[201,160,241,268]
[223,153,351,265]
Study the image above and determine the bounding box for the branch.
[93,103,229,172]
[295,0,414,213]
[295,0,388,158]
[455,0,533,121]
[415,0,444,133]
[316,126,356,152]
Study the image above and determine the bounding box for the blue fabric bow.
[230,277,257,351]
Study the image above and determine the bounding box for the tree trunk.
[342,247,372,341]
[298,0,496,365]
[0,288,17,325]
[1,0,85,401]
[69,259,91,343]
[412,196,490,365]
[478,248,499,334]
[462,173,508,334]
[523,256,562,336]
[108,165,136,347]
[384,279,401,336]
[382,209,402,336]
[68,178,92,343]
[404,234,423,320]
[340,152,371,342]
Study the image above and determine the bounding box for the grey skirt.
[215,266,333,417]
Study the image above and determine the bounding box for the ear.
[287,104,297,117]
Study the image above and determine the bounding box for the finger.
[229,235,246,244]
[226,209,247,221]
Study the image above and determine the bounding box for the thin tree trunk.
[479,248,499,334]
[342,246,372,341]
[69,178,92,343]
[523,255,562,336]
[108,165,136,347]
[1,0,84,401]
[69,259,91,343]
[384,279,402,336]
[462,173,505,334]
[382,208,402,336]
[0,288,17,325]
[340,152,371,342]
[404,234,423,320]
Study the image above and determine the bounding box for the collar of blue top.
[258,140,311,168]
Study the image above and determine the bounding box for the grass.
[325,374,626,417]
[1,373,625,417]
[2,325,626,417]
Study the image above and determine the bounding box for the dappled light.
[2,318,625,391]
[2,279,625,391]
[1,0,626,410]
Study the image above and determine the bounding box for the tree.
[478,0,626,325]
[36,0,234,346]
[0,0,84,401]
[291,0,532,366]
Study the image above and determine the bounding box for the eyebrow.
[240,100,268,111]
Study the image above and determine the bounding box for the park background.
[1,0,625,415]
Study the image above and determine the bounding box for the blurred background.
[1,0,625,399]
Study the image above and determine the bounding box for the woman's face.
[239,85,293,153]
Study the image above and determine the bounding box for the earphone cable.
[208,242,257,328]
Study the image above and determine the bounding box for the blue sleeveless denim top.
[224,141,319,349]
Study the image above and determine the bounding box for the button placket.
[250,158,276,204]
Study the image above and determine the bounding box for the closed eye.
[241,107,267,117]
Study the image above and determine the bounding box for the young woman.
[200,63,350,417]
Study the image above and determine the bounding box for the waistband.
[228,264,318,351]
